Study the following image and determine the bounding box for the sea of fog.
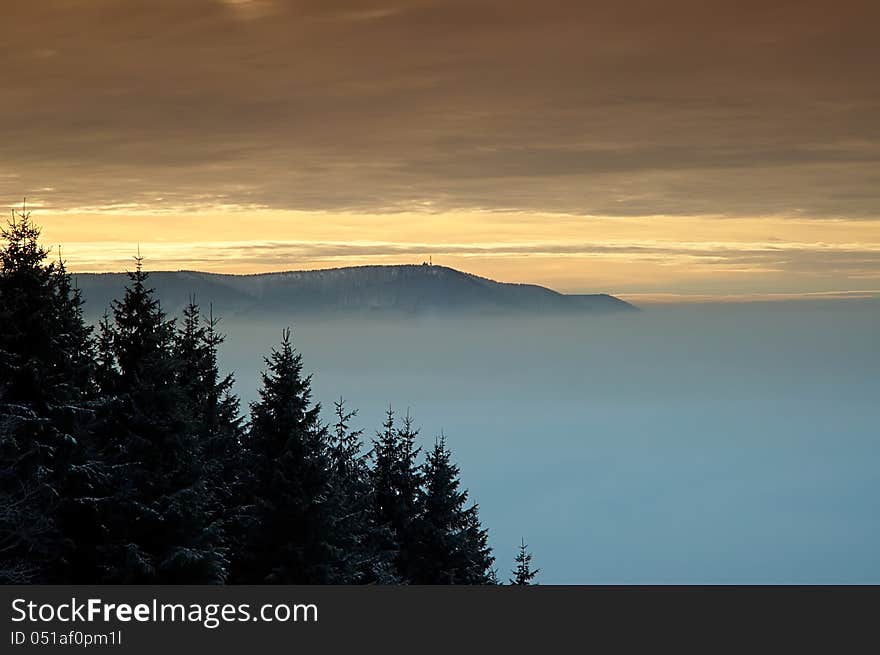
[214,300,880,583]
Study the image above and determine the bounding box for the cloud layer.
[2,0,879,217]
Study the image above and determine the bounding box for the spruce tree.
[510,538,540,585]
[369,407,422,581]
[0,205,89,406]
[411,435,495,584]
[198,306,246,539]
[173,299,245,576]
[46,254,105,583]
[201,306,243,455]
[326,398,398,583]
[325,398,368,581]
[51,255,95,399]
[94,310,117,395]
[236,328,336,583]
[94,256,225,583]
[172,299,244,465]
[0,203,97,583]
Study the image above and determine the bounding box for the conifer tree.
[94,256,225,583]
[46,254,105,583]
[201,306,243,453]
[236,328,337,583]
[173,299,245,575]
[172,299,244,462]
[174,298,209,402]
[199,306,245,494]
[51,255,95,399]
[326,398,398,583]
[510,538,540,585]
[370,407,423,581]
[329,399,365,487]
[411,436,495,584]
[0,203,97,582]
[325,398,369,581]
[0,204,88,405]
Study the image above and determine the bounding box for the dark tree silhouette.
[0,201,97,583]
[325,398,398,583]
[370,407,423,580]
[0,202,92,406]
[173,299,245,578]
[236,328,338,583]
[510,538,540,585]
[93,256,226,583]
[94,310,116,395]
[411,435,495,584]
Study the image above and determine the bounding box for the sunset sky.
[2,0,879,301]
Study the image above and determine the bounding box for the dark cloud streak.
[1,0,879,216]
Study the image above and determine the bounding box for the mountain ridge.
[73,264,637,319]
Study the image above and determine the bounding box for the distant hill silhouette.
[73,264,637,319]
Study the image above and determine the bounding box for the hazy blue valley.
[77,270,880,583]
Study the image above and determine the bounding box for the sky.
[2,0,879,300]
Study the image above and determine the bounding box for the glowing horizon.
[3,1,878,302]
[14,205,876,303]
